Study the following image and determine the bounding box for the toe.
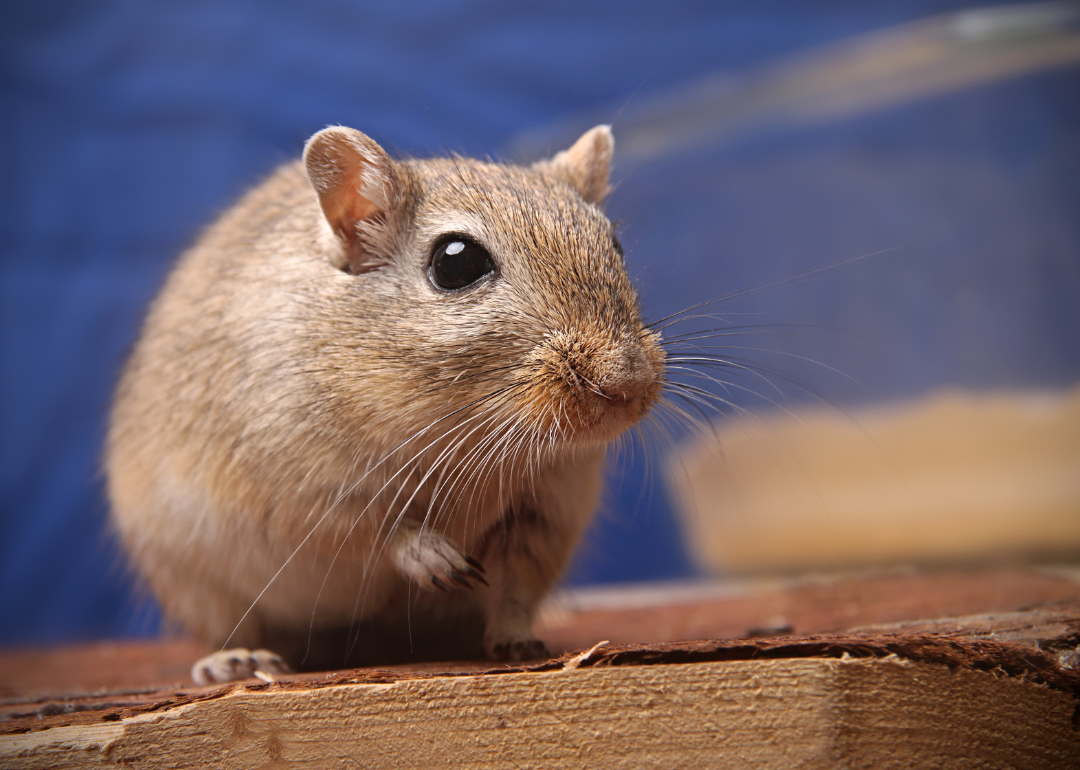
[191,647,291,685]
[394,530,487,592]
[251,649,292,677]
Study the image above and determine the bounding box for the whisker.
[217,383,522,656]
[308,393,520,662]
[345,387,527,600]
[644,247,898,331]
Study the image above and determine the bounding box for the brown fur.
[106,125,664,674]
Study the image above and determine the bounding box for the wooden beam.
[4,652,1079,769]
[4,569,1079,768]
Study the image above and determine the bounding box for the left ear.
[534,125,613,205]
[303,126,399,273]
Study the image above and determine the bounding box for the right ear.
[534,125,614,205]
[303,126,398,273]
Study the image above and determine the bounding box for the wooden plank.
[3,654,1078,769]
[541,565,1080,652]
[5,631,1076,735]
[4,569,1080,768]
[4,565,1077,700]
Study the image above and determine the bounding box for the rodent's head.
[301,125,664,460]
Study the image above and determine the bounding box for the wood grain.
[4,568,1079,768]
[4,656,1078,769]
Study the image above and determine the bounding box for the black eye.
[429,237,495,291]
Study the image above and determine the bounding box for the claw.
[430,575,451,592]
[465,566,490,587]
[449,570,475,590]
[465,555,486,574]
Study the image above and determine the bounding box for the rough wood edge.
[4,631,1077,736]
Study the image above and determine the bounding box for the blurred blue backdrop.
[2,0,1078,646]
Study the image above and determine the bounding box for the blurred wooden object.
[2,566,1079,768]
[672,386,1080,572]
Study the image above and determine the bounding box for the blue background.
[3,0,1078,646]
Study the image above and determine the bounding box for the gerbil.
[106,124,664,684]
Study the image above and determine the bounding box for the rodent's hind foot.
[488,637,550,663]
[392,529,488,592]
[191,648,292,686]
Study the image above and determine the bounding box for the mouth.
[569,389,656,444]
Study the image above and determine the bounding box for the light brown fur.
[106,125,664,679]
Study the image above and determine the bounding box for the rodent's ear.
[535,125,613,205]
[303,127,398,273]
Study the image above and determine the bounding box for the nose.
[596,344,655,402]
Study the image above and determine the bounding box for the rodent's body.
[107,126,663,678]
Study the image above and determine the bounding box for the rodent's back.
[109,162,342,523]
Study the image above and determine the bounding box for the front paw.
[392,529,488,592]
[487,636,550,662]
[191,648,292,686]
